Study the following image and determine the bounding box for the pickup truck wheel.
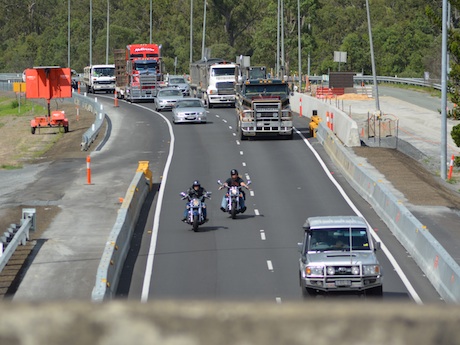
[31,127,36,135]
[64,126,69,133]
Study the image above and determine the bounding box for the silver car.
[154,87,184,111]
[168,75,190,96]
[172,99,207,124]
[298,216,383,297]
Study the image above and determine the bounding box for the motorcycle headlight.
[231,189,238,195]
[193,200,200,206]
[363,265,380,276]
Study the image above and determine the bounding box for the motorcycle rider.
[182,180,209,222]
[219,169,250,213]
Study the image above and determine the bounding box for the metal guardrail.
[0,208,36,273]
[71,91,106,151]
[300,75,442,91]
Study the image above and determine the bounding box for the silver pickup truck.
[298,216,383,297]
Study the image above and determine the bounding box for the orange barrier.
[330,112,334,131]
[87,156,91,185]
[299,97,303,117]
[448,154,455,180]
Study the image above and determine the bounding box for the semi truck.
[114,43,164,102]
[235,75,293,140]
[189,58,236,108]
[82,64,116,94]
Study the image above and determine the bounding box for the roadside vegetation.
[0,0,446,80]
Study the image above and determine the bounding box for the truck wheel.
[64,126,69,133]
[31,127,36,135]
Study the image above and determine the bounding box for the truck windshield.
[211,67,235,77]
[244,84,288,96]
[93,68,114,77]
[135,62,158,74]
[309,228,370,252]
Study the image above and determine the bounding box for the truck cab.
[297,216,383,297]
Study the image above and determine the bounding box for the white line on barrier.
[294,127,423,305]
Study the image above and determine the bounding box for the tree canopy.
[0,0,445,80]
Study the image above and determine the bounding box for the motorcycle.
[180,191,211,232]
[217,180,251,219]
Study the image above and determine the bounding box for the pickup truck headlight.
[306,266,324,276]
[363,265,380,275]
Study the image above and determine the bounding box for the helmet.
[193,180,200,187]
[230,169,238,176]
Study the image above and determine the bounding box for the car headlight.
[363,265,380,275]
[306,266,324,276]
[326,266,335,275]
[351,266,360,275]
[198,112,204,116]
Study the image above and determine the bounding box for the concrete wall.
[92,171,150,302]
[0,301,459,345]
[290,93,360,147]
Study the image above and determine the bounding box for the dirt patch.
[0,91,103,298]
[353,146,460,208]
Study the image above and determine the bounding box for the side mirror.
[247,180,252,186]
[297,242,303,253]
[180,192,186,197]
[217,180,222,185]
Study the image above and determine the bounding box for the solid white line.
[132,104,175,303]
[267,260,274,271]
[294,127,423,305]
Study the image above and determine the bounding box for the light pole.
[276,0,280,77]
[106,0,110,64]
[365,0,379,111]
[441,0,448,179]
[201,0,207,59]
[190,0,193,64]
[68,0,70,67]
[89,0,92,66]
[297,0,301,90]
[150,0,152,44]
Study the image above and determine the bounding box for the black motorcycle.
[180,191,211,232]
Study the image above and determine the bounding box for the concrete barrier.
[290,92,360,147]
[0,300,459,344]
[91,164,152,302]
[316,123,460,303]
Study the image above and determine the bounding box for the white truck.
[297,216,383,297]
[189,58,236,108]
[82,64,116,94]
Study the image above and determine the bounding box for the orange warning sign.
[25,67,72,99]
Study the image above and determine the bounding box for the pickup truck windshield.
[309,228,370,251]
